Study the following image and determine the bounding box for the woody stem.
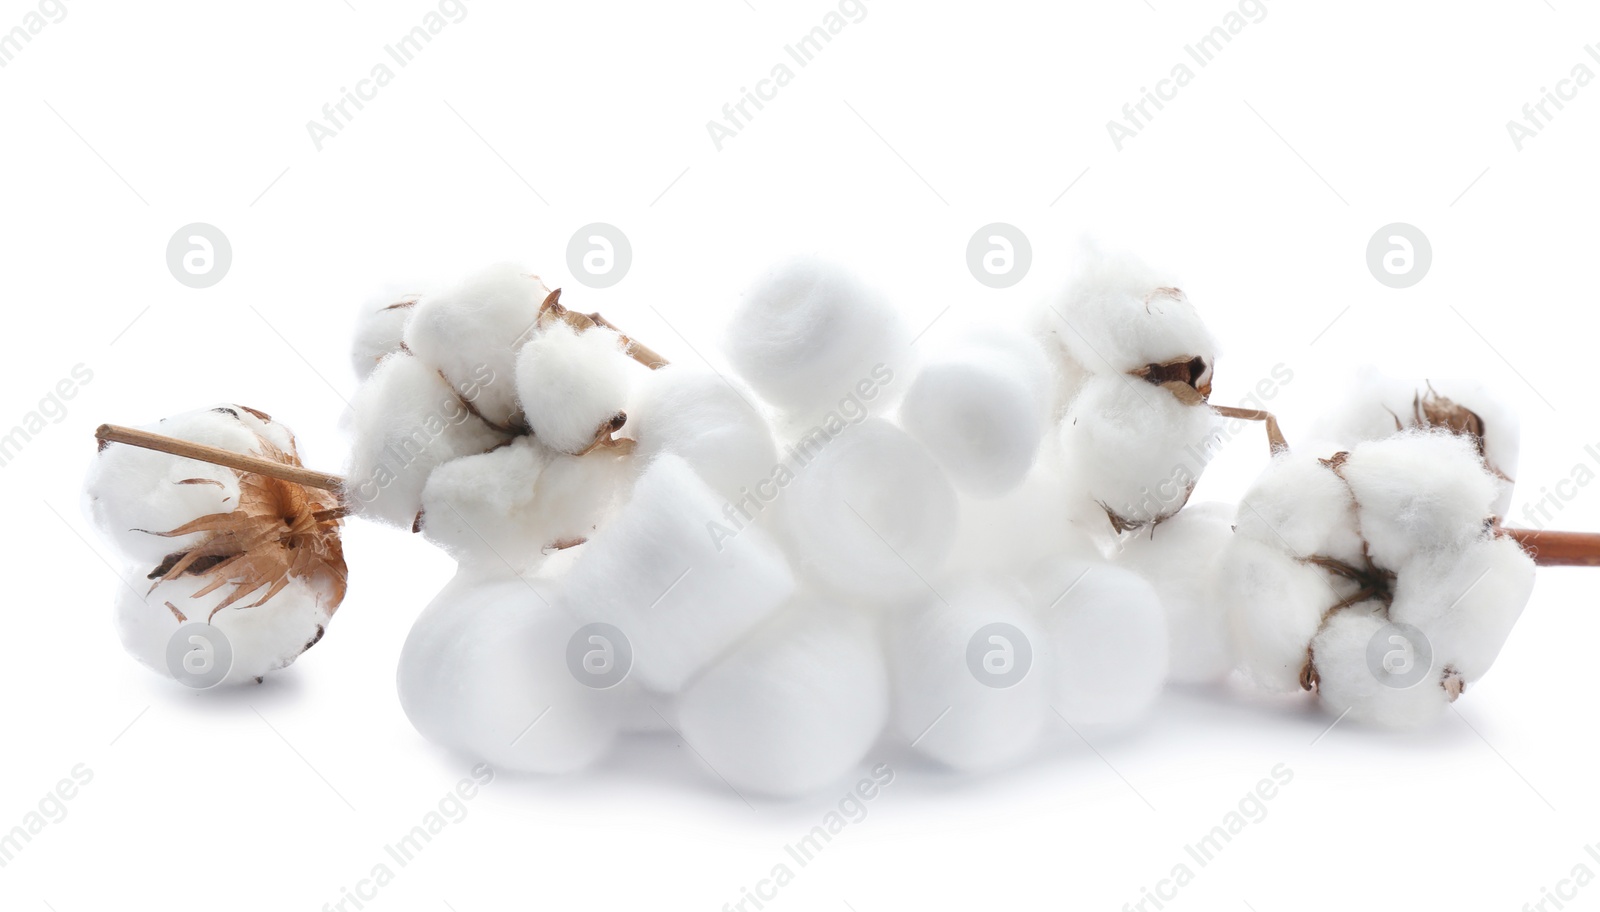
[1501,528,1600,567]
[95,424,346,494]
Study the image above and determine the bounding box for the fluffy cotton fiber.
[677,597,888,797]
[628,366,777,505]
[515,323,633,455]
[350,285,423,380]
[1116,500,1236,683]
[553,455,795,693]
[725,258,909,426]
[1028,560,1168,727]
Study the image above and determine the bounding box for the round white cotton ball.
[899,329,1053,498]
[1220,538,1353,693]
[776,419,958,600]
[346,353,509,528]
[1029,560,1167,727]
[629,366,777,504]
[1058,374,1219,529]
[1231,448,1365,566]
[1309,602,1451,728]
[1040,246,1217,378]
[946,461,1106,578]
[403,263,549,427]
[418,437,554,569]
[397,577,625,774]
[116,570,333,686]
[350,285,423,380]
[515,323,633,455]
[1390,535,1536,683]
[1116,501,1236,683]
[725,258,909,424]
[677,599,888,797]
[888,578,1051,771]
[1339,431,1498,570]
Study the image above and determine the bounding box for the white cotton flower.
[403,262,549,428]
[724,257,910,426]
[1116,500,1236,684]
[1221,537,1352,693]
[899,327,1054,498]
[1338,431,1499,571]
[1057,374,1219,529]
[1231,448,1366,566]
[677,598,888,797]
[346,352,509,528]
[629,366,777,505]
[775,418,959,600]
[552,455,795,693]
[514,322,634,455]
[887,577,1051,772]
[1027,560,1168,728]
[1308,601,1453,729]
[397,573,626,774]
[350,284,424,381]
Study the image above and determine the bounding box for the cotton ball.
[677,598,888,797]
[1309,602,1451,728]
[346,353,508,528]
[725,258,909,425]
[116,570,333,686]
[1339,431,1498,570]
[1116,501,1236,683]
[1390,535,1536,683]
[946,461,1105,578]
[899,328,1053,498]
[1029,560,1167,727]
[1220,538,1353,693]
[629,366,777,504]
[515,323,632,455]
[554,455,795,693]
[351,285,423,380]
[888,578,1050,771]
[403,263,549,427]
[776,419,958,600]
[1040,245,1217,379]
[1058,374,1219,529]
[1232,448,1365,566]
[397,577,625,773]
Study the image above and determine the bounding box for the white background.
[4,0,1600,909]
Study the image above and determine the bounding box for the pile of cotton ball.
[1219,429,1536,726]
[85,405,346,686]
[371,253,1235,796]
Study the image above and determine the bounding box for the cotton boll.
[397,577,625,773]
[888,578,1051,771]
[116,570,333,686]
[725,258,909,425]
[776,419,959,600]
[1220,538,1354,693]
[515,323,633,455]
[677,599,888,797]
[403,263,549,427]
[1058,374,1219,529]
[1041,246,1217,378]
[1029,560,1167,727]
[1231,448,1365,566]
[346,353,509,528]
[1116,501,1236,683]
[1391,536,1536,682]
[899,329,1053,498]
[1339,431,1498,570]
[1310,603,1451,728]
[629,366,777,505]
[418,437,554,569]
[554,455,795,693]
[350,285,423,380]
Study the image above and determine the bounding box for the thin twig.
[1212,405,1289,454]
[95,424,345,493]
